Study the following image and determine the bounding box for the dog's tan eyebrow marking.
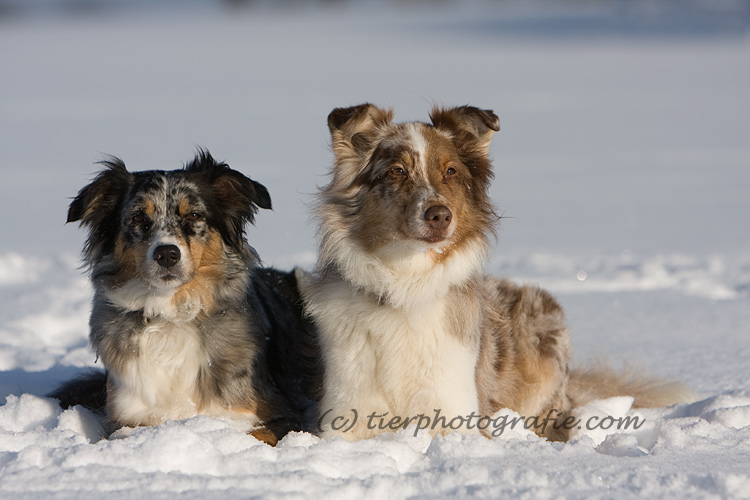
[423,130,461,180]
[178,198,191,216]
[142,199,156,217]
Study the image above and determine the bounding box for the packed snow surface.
[1,2,749,498]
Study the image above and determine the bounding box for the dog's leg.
[477,278,573,441]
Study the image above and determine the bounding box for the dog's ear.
[211,170,273,213]
[328,103,394,158]
[68,157,133,226]
[186,149,272,250]
[431,106,499,202]
[250,180,272,211]
[68,158,133,266]
[187,148,272,212]
[429,105,500,157]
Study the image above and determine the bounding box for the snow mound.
[0,256,91,372]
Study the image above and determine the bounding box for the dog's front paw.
[248,426,279,446]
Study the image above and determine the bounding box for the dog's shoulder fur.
[52,150,318,444]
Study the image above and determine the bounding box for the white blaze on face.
[403,122,445,222]
[404,123,429,179]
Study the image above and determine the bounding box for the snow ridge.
[491,252,750,300]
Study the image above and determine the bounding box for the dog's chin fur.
[303,103,695,442]
[106,279,204,323]
[319,230,489,310]
[58,150,317,444]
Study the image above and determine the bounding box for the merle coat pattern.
[54,151,317,444]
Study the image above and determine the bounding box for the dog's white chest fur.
[108,318,207,426]
[103,282,261,428]
[309,278,481,440]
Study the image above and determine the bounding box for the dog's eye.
[186,212,203,222]
[131,212,151,231]
[445,167,457,177]
[390,166,407,177]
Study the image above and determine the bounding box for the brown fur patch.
[568,364,697,409]
[428,243,458,264]
[112,233,145,285]
[429,105,500,158]
[423,126,487,247]
[172,229,225,315]
[142,199,156,217]
[178,198,191,216]
[249,427,278,446]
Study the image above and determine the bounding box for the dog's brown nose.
[424,205,453,232]
[153,244,181,268]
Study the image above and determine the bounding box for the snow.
[1,1,749,498]
[2,392,750,499]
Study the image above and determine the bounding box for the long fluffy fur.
[568,363,697,409]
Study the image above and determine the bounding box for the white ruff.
[108,319,205,426]
[326,231,488,310]
[301,234,488,440]
[105,280,260,428]
[107,319,260,427]
[104,278,215,425]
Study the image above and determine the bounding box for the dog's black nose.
[424,205,453,231]
[153,244,181,268]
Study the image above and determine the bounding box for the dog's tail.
[568,363,698,409]
[47,369,108,413]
